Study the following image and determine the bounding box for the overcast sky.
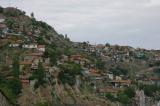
[0,0,160,49]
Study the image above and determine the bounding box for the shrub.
[123,87,135,98]
[138,84,160,97]
[105,93,116,101]
[31,62,46,88]
[58,63,82,86]
[5,19,16,29]
[117,92,130,104]
[8,79,22,95]
[109,66,128,76]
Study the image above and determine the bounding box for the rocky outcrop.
[0,90,13,106]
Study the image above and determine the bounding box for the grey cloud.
[0,0,160,49]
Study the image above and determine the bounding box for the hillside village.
[0,7,160,106]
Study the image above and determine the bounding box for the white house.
[116,76,122,80]
[9,44,20,47]
[0,19,5,23]
[107,73,114,80]
[37,45,45,52]
[22,44,37,49]
[22,44,45,52]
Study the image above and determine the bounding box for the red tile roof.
[20,61,32,65]
[26,52,43,56]
[70,55,81,60]
[0,23,6,28]
[21,79,29,83]
[37,45,45,48]
[97,88,120,93]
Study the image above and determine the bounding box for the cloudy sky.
[0,0,160,49]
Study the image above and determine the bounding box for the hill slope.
[0,6,160,106]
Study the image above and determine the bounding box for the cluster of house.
[18,49,59,88]
[1,16,160,105]
[73,42,160,65]
[0,18,46,53]
[133,90,160,106]
[0,17,25,36]
[73,42,138,63]
[0,27,47,88]
[0,17,8,37]
[58,54,91,68]
[137,77,160,86]
[4,51,47,88]
[19,50,46,87]
[58,53,133,95]
[81,69,131,96]
[96,73,131,95]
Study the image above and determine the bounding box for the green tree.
[9,79,22,95]
[109,66,128,76]
[117,92,130,104]
[124,87,135,98]
[5,19,15,29]
[143,85,160,97]
[37,36,45,45]
[10,56,22,95]
[12,56,20,78]
[105,93,116,101]
[37,62,45,84]
[64,48,74,56]
[35,102,49,106]
[58,63,81,86]
[105,43,110,47]
[46,47,61,66]
[96,59,105,70]
[31,12,34,18]
[31,62,46,88]
[59,63,81,75]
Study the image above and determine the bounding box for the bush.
[109,66,128,76]
[44,46,62,66]
[0,57,22,104]
[36,36,45,45]
[64,48,75,56]
[0,84,17,103]
[58,63,82,86]
[58,72,75,86]
[5,19,16,29]
[12,56,20,78]
[123,87,135,98]
[3,8,23,17]
[117,92,131,104]
[96,59,105,70]
[105,93,116,101]
[138,84,160,97]
[59,62,81,75]
[8,79,22,95]
[35,102,49,106]
[116,87,135,104]
[31,62,46,88]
